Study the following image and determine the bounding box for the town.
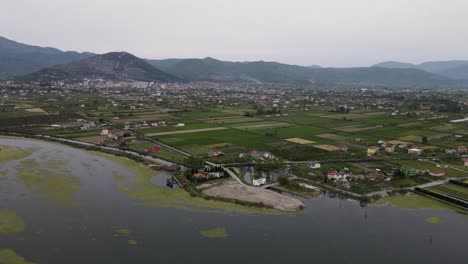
[1,80,468,211]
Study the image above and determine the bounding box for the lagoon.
[0,137,467,264]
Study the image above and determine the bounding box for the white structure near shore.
[450,117,468,123]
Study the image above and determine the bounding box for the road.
[102,121,192,158]
[205,161,247,186]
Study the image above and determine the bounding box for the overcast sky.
[1,0,467,67]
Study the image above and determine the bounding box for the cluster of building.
[367,140,424,156]
[326,168,392,189]
[192,166,227,182]
[239,150,275,160]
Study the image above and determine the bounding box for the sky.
[1,0,467,67]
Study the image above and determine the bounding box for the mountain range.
[373,61,468,80]
[0,36,94,79]
[1,36,467,88]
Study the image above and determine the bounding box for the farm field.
[428,184,468,200]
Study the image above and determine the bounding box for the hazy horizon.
[1,0,467,67]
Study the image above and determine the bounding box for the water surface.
[0,137,467,264]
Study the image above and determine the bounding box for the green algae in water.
[115,229,130,237]
[0,248,34,264]
[200,228,228,238]
[426,216,443,224]
[127,239,138,245]
[0,209,26,234]
[375,194,467,213]
[0,146,35,164]
[93,152,286,215]
[16,159,80,207]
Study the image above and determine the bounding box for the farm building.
[208,150,224,157]
[308,161,321,169]
[458,146,467,154]
[253,178,267,187]
[339,144,348,152]
[384,143,395,153]
[408,147,423,155]
[367,146,379,156]
[401,166,417,177]
[429,170,445,177]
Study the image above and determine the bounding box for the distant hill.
[148,58,459,87]
[374,60,468,80]
[3,36,466,87]
[0,36,94,79]
[21,52,178,82]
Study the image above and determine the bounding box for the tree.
[422,136,428,144]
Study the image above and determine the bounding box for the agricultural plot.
[314,144,340,151]
[429,184,468,200]
[335,124,376,132]
[155,129,280,156]
[177,111,238,120]
[316,134,348,141]
[285,138,316,145]
[232,121,292,130]
[111,114,174,124]
[252,126,330,139]
[204,117,263,124]
[134,122,220,136]
[145,127,227,137]
[320,113,385,120]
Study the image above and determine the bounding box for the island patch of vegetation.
[200,227,228,238]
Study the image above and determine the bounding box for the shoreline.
[0,133,304,212]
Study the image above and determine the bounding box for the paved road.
[205,161,247,186]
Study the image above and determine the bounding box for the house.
[192,173,209,181]
[458,146,467,154]
[445,148,457,154]
[408,147,423,155]
[208,150,224,157]
[464,158,468,167]
[308,161,321,169]
[367,146,379,156]
[429,170,445,177]
[175,123,185,127]
[101,128,109,136]
[339,144,348,152]
[327,169,339,180]
[145,146,161,154]
[401,166,417,177]
[384,143,395,153]
[253,178,267,187]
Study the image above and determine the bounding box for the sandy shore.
[202,181,304,212]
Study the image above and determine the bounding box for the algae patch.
[0,209,26,234]
[0,248,34,264]
[127,239,138,245]
[0,146,35,164]
[200,228,228,238]
[114,229,130,237]
[15,159,80,207]
[426,216,443,224]
[375,194,467,213]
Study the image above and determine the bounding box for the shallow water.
[0,137,467,264]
